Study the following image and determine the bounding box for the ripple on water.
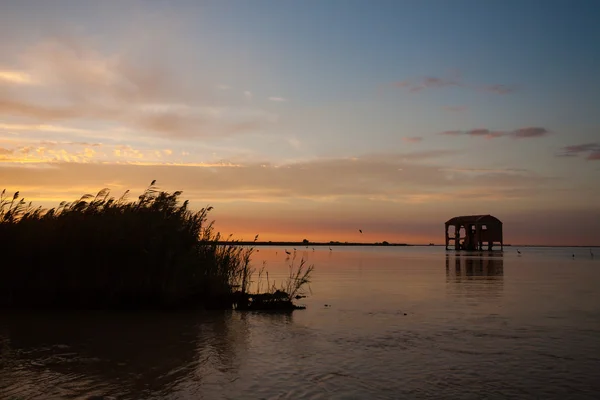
[2,247,600,399]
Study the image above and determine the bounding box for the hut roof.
[445,214,502,225]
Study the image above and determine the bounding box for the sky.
[1,0,599,245]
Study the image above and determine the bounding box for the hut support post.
[454,225,460,250]
[445,225,449,250]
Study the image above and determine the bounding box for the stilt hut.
[445,215,503,251]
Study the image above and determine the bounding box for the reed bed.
[237,251,314,311]
[0,181,255,309]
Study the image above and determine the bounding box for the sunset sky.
[1,0,599,245]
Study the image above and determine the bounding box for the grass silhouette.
[0,181,256,309]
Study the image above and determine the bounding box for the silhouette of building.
[445,214,503,251]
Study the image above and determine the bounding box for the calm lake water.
[1,246,599,399]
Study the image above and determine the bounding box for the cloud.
[511,127,548,138]
[287,137,301,149]
[481,84,516,95]
[268,97,287,102]
[0,70,37,85]
[557,143,600,161]
[0,36,277,140]
[244,91,253,100]
[0,123,95,135]
[392,75,515,95]
[394,76,461,93]
[441,127,550,140]
[0,150,554,204]
[402,137,423,143]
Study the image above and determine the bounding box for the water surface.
[1,246,599,399]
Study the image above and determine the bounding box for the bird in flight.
[359,229,363,234]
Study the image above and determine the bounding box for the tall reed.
[0,182,255,309]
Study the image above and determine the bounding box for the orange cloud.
[0,36,277,140]
[0,70,36,85]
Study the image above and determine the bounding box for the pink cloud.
[423,76,460,88]
[511,127,549,138]
[393,81,409,88]
[465,129,490,136]
[402,137,422,143]
[588,151,600,160]
[441,127,550,140]
[482,84,516,95]
[558,142,600,161]
[392,75,515,96]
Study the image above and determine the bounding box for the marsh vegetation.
[0,182,312,310]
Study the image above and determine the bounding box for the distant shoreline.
[218,241,597,248]
[217,241,410,247]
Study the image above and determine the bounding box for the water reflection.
[445,254,504,299]
[0,310,249,399]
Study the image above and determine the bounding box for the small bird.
[312,247,315,251]
[329,246,332,251]
[591,249,594,259]
[285,249,291,255]
[517,249,521,255]
[572,253,575,259]
[359,229,363,234]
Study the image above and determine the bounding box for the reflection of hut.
[445,255,504,277]
[445,215,503,251]
[445,255,504,299]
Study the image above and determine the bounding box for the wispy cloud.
[392,75,516,95]
[0,123,94,135]
[512,127,549,138]
[268,97,287,102]
[394,76,461,93]
[0,151,554,204]
[0,70,37,85]
[402,137,423,143]
[481,84,516,95]
[441,127,550,140]
[0,36,277,140]
[557,143,600,161]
